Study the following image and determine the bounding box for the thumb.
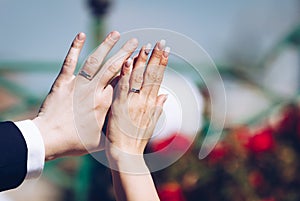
[152,94,168,123]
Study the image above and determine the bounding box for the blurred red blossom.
[153,103,300,201]
[158,182,187,201]
[151,133,192,155]
[208,141,229,164]
[248,127,275,154]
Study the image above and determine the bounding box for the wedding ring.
[130,88,140,93]
[78,70,92,81]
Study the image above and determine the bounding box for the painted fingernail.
[110,31,120,41]
[145,43,152,55]
[157,39,166,50]
[77,32,86,41]
[163,47,171,57]
[125,58,133,67]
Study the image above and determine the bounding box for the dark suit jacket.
[0,121,28,191]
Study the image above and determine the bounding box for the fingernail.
[145,43,152,55]
[125,58,133,67]
[77,32,86,41]
[157,39,166,50]
[163,47,171,57]
[110,31,120,41]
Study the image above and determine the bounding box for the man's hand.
[33,31,138,161]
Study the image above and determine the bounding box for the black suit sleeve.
[0,121,28,191]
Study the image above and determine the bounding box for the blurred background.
[1,0,300,200]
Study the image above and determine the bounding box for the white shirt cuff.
[14,120,45,179]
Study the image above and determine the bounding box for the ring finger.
[129,43,151,92]
[78,31,120,82]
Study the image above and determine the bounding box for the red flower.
[208,142,229,164]
[248,127,275,154]
[158,182,187,201]
[151,133,192,155]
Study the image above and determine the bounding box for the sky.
[0,0,299,64]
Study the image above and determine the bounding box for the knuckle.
[86,56,99,67]
[119,84,129,91]
[103,36,115,46]
[133,74,143,83]
[123,40,138,52]
[160,58,168,66]
[146,71,162,82]
[150,50,162,59]
[138,53,148,63]
[156,75,163,82]
[52,79,64,90]
[108,62,119,73]
[122,45,133,53]
[72,40,82,49]
[63,57,75,67]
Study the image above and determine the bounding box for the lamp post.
[88,0,112,47]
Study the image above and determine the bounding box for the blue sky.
[0,0,299,64]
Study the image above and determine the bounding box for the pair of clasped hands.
[33,31,169,169]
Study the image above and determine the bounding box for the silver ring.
[78,70,92,81]
[130,88,140,93]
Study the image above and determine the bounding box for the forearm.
[109,155,160,201]
[111,170,159,201]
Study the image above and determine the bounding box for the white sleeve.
[14,120,45,179]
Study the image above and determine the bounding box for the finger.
[148,47,170,96]
[150,94,168,129]
[116,58,133,102]
[78,31,120,82]
[95,38,138,88]
[129,43,151,90]
[54,32,85,85]
[140,40,165,96]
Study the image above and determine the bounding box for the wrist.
[106,129,148,154]
[106,144,149,174]
[32,117,57,161]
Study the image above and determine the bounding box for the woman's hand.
[106,39,170,201]
[106,39,169,159]
[33,31,138,161]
